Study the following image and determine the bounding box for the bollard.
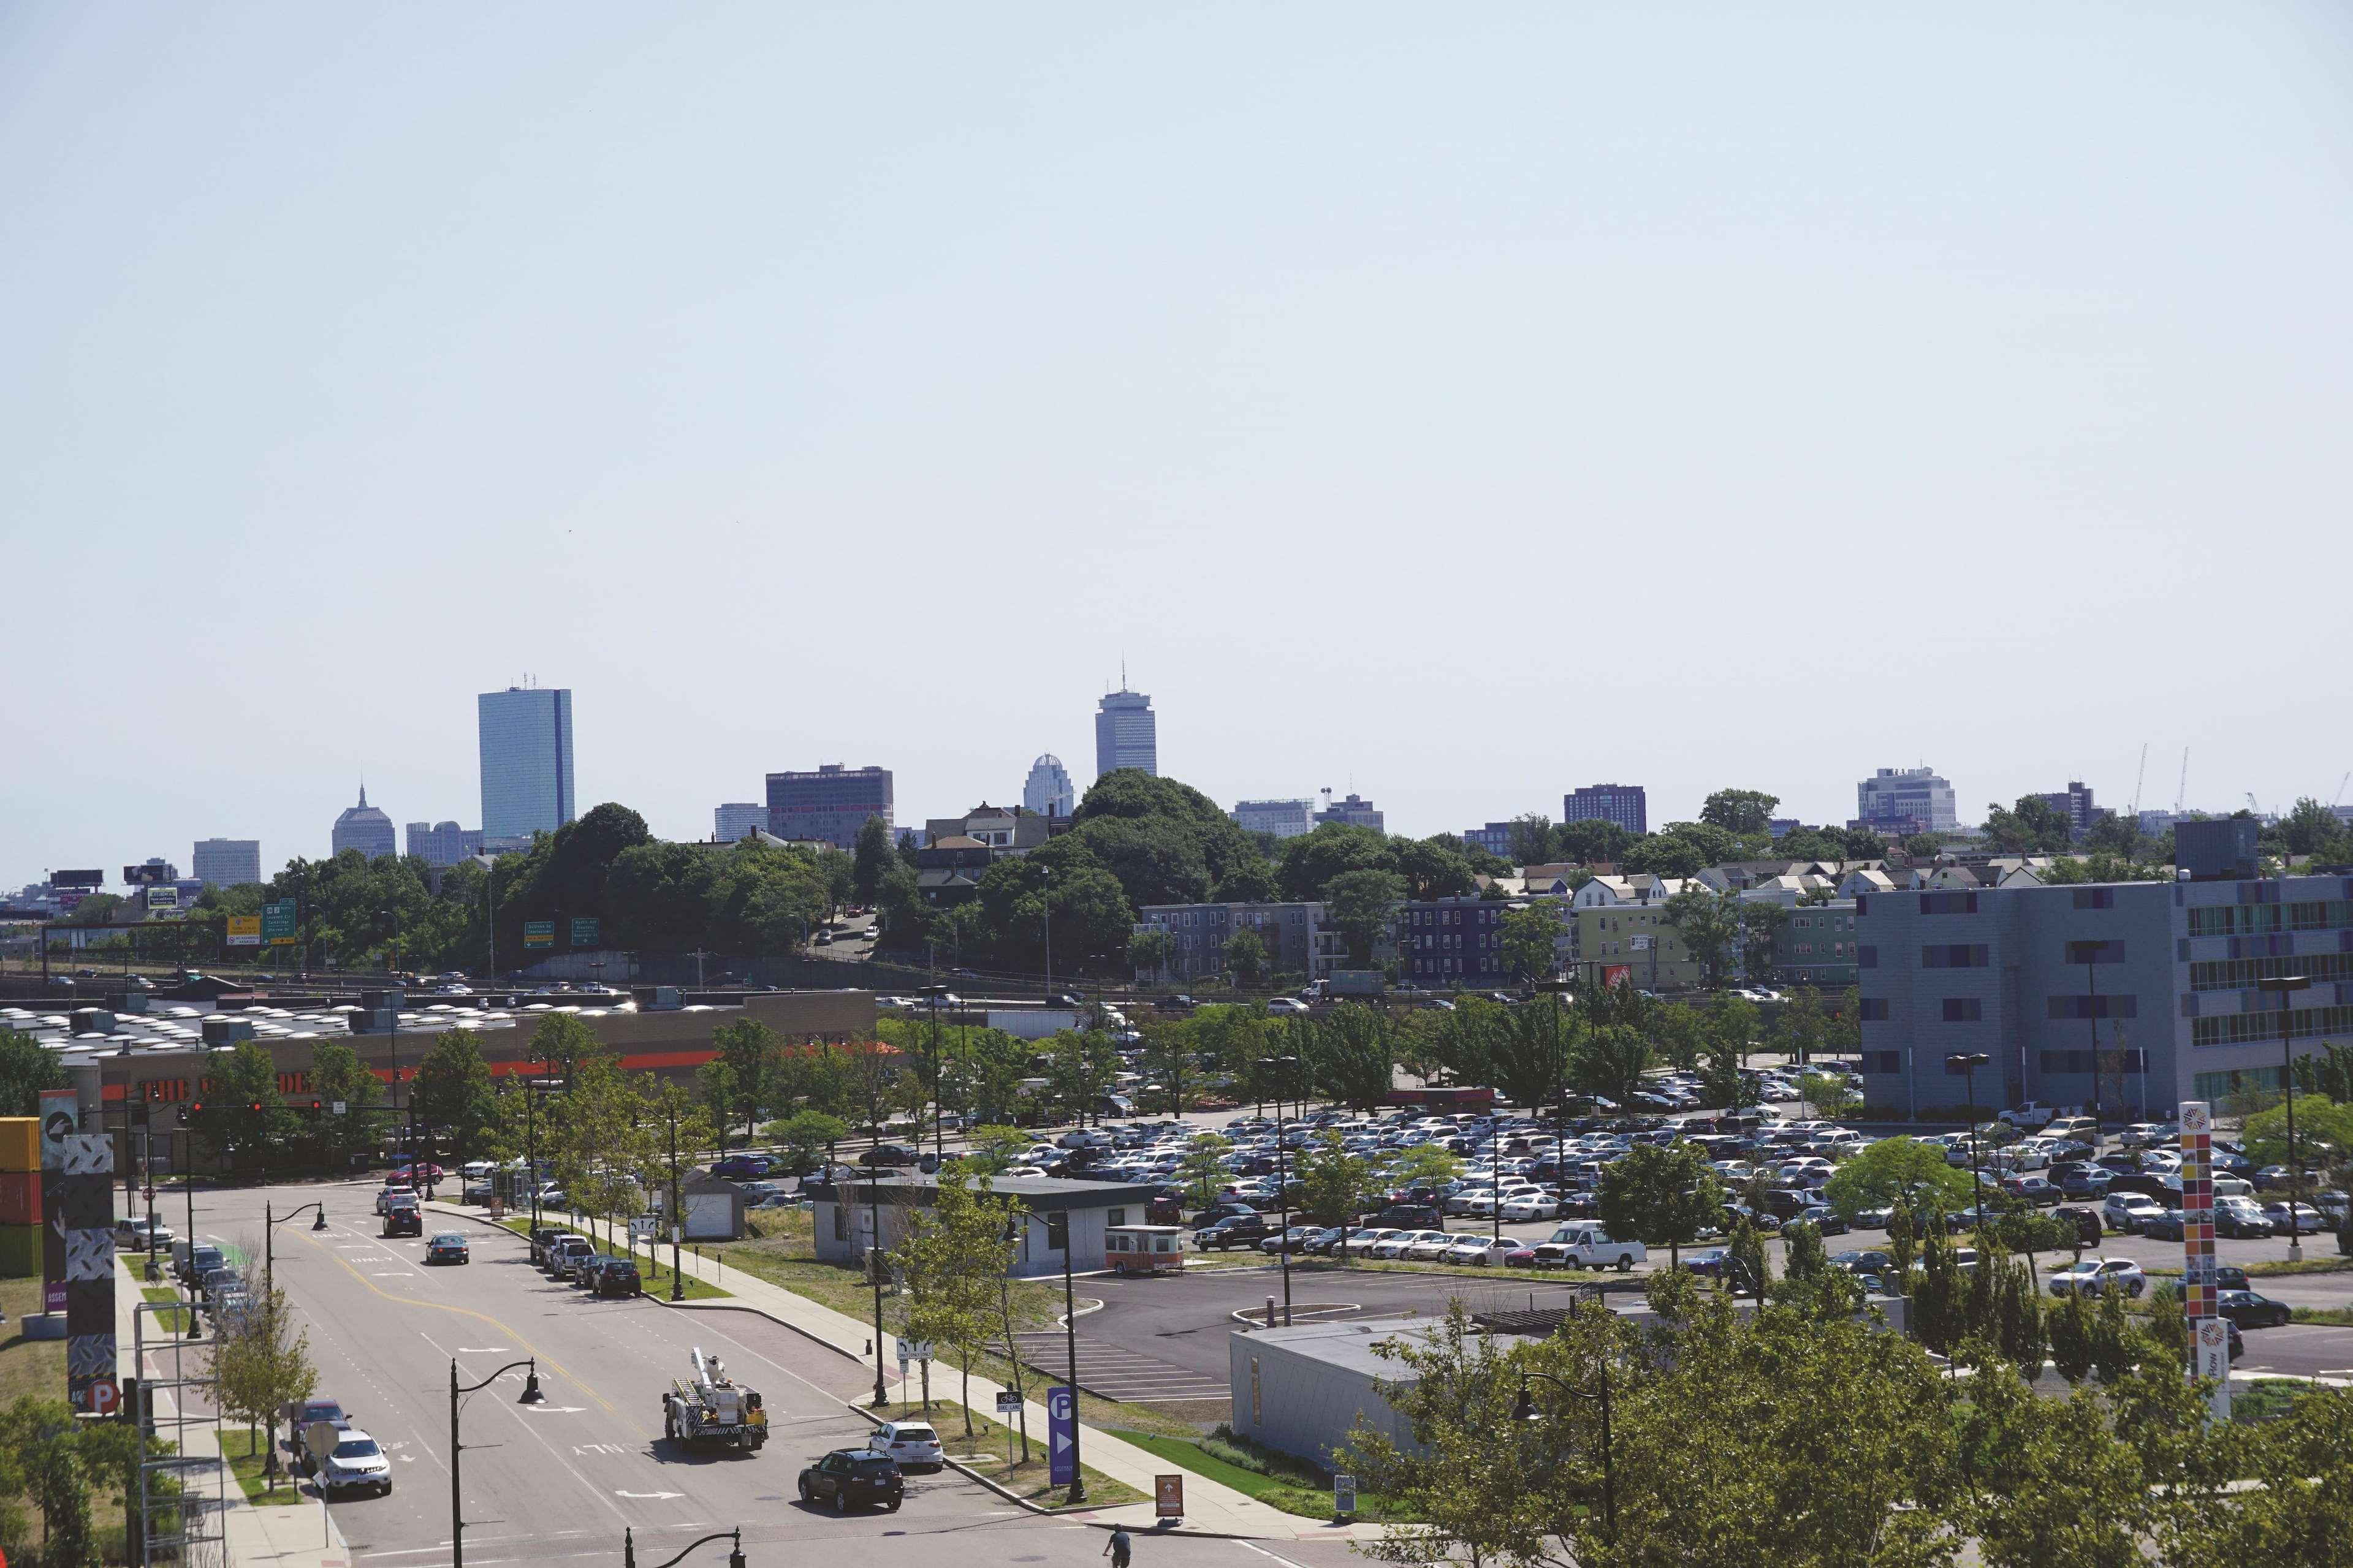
[1266,1295,1276,1328]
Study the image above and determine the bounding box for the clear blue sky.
[4,4,2349,884]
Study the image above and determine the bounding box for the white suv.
[2103,1194,2164,1233]
[2048,1257,2146,1298]
[315,1428,394,1496]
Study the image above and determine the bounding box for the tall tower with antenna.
[1095,678,1157,781]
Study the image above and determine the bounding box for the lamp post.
[260,1201,331,1480]
[867,1135,889,1407]
[1047,1209,1085,1504]
[2257,975,2313,1260]
[1515,1366,1616,1545]
[449,1357,543,1568]
[1039,866,1053,1007]
[1266,1055,1301,1327]
[623,1527,742,1568]
[1947,1053,1991,1225]
[922,983,951,1163]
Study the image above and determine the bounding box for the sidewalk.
[429,1202,1382,1542]
[116,1257,352,1568]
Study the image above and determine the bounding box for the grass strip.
[217,1427,310,1508]
[142,1286,194,1333]
[1108,1428,1416,1521]
[866,1399,1142,1510]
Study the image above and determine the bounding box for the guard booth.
[1104,1224,1185,1274]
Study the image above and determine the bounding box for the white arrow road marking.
[614,1491,683,1501]
[523,1406,585,1414]
[457,1349,509,1355]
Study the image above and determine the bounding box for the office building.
[1023,755,1075,818]
[1398,898,1513,988]
[1095,689,1157,779]
[331,787,397,860]
[404,821,484,868]
[713,803,764,843]
[1563,783,1648,836]
[2035,781,2106,839]
[1234,799,1317,839]
[478,685,576,846]
[766,764,893,849]
[1852,869,2353,1120]
[1135,902,1332,983]
[1461,823,1516,859]
[191,839,262,889]
[1855,767,1958,835]
[1314,793,1385,831]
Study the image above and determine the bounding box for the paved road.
[170,1180,1360,1568]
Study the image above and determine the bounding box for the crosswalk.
[1005,1331,1230,1403]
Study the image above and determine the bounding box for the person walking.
[1104,1527,1132,1568]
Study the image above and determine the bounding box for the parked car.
[2050,1206,2105,1248]
[867,1420,944,1472]
[588,1258,643,1297]
[1195,1214,1272,1251]
[116,1216,174,1252]
[857,1145,919,1168]
[425,1233,470,1265]
[2140,1208,2187,1242]
[314,1428,394,1496]
[1443,1236,1523,1267]
[2262,1201,2324,1237]
[2103,1194,2165,1233]
[2048,1257,2146,1298]
[548,1235,596,1278]
[2214,1200,2274,1239]
[528,1226,566,1264]
[798,1449,903,1513]
[2217,1289,2292,1329]
[711,1154,772,1180]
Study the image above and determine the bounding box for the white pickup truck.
[1998,1102,2079,1131]
[1529,1224,1647,1272]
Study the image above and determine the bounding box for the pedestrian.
[1104,1526,1131,1568]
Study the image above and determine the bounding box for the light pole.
[1039,866,1053,1006]
[1947,1053,1990,1226]
[1048,1209,1085,1504]
[867,1137,889,1407]
[922,983,950,1163]
[450,1357,542,1568]
[623,1527,742,1568]
[1515,1366,1616,1546]
[262,1201,330,1480]
[1266,1055,1300,1326]
[2257,974,2313,1260]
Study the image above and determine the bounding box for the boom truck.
[661,1347,768,1450]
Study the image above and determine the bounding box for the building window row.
[2191,1003,2353,1048]
[1921,944,1990,969]
[1920,892,1978,915]
[2188,952,2353,993]
[2039,1048,2147,1074]
[1861,1050,1902,1075]
[2046,994,2138,1020]
[2186,900,2353,939]
[2192,1066,2286,1101]
[1941,998,1982,1022]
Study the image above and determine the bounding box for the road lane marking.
[458,1348,511,1354]
[614,1491,682,1500]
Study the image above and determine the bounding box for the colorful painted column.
[2178,1100,2229,1420]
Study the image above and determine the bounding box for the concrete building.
[2035,781,2108,839]
[1564,783,1648,836]
[1856,767,1958,836]
[1136,902,1330,983]
[1228,1317,1427,1469]
[1095,689,1158,778]
[191,840,261,889]
[1234,799,1316,839]
[1770,899,1860,988]
[766,764,893,849]
[330,787,397,859]
[404,820,483,867]
[1397,898,1513,989]
[805,1173,1155,1278]
[478,686,576,846]
[1853,869,2353,1120]
[1461,822,1516,859]
[713,803,764,843]
[1023,754,1074,819]
[1567,901,1700,991]
[1314,792,1385,831]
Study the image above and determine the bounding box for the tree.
[310,1040,384,1167]
[1222,928,1267,987]
[1795,1069,1859,1121]
[1176,1132,1235,1208]
[1323,868,1405,966]
[525,1010,611,1092]
[1507,814,1556,866]
[1302,1004,1397,1110]
[852,815,896,904]
[1982,794,2076,854]
[771,1110,850,1175]
[207,1282,316,1490]
[1662,888,1741,990]
[1555,817,1634,866]
[1700,789,1781,836]
[192,1041,302,1171]
[0,1028,68,1116]
[1295,1131,1378,1227]
[1128,928,1171,980]
[1042,1025,1120,1123]
[1738,902,1785,982]
[1617,833,1706,881]
[1391,837,1478,901]
[699,1018,781,1146]
[1597,1140,1720,1269]
[1377,1142,1465,1195]
[1823,1136,1974,1221]
[408,1032,493,1161]
[1273,822,1395,902]
[1645,1002,1709,1072]
[1709,993,1761,1065]
[1725,1215,1770,1297]
[1488,995,1572,1110]
[1573,1025,1652,1107]
[1496,903,1561,986]
[890,1169,1019,1426]
[1069,770,1277,904]
[2243,1096,2353,1185]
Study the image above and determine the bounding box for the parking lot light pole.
[450,1357,542,1568]
[922,983,951,1162]
[624,1527,742,1568]
[1267,1055,1301,1327]
[867,1146,889,1407]
[1048,1210,1084,1504]
[1947,1053,1991,1225]
[2257,975,2313,1260]
[1516,1367,1615,1545]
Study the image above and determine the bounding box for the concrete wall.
[1227,1319,1423,1471]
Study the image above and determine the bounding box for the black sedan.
[1788,1210,1850,1237]
[1197,1215,1272,1251]
[2217,1289,2292,1330]
[799,1449,903,1513]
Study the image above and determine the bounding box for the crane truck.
[662,1347,768,1451]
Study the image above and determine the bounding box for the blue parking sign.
[1047,1386,1077,1486]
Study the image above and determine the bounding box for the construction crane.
[2247,792,2262,817]
[2129,743,2148,820]
[2333,771,2349,809]
[2175,748,2189,816]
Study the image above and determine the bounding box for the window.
[2047,995,2138,1020]
[1920,892,1978,915]
[1921,944,1990,969]
[1862,1050,1903,1075]
[1108,1208,1127,1227]
[2192,1003,2353,1048]
[2071,888,2115,910]
[2040,1048,2147,1074]
[2189,952,2353,992]
[2188,899,2353,938]
[1941,998,1983,1022]
[1860,998,1890,1021]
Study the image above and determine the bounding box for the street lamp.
[1038,866,1054,1006]
[260,1201,330,1479]
[922,983,951,1163]
[1515,1366,1616,1545]
[623,1527,742,1568]
[1045,1208,1085,1505]
[2257,975,2313,1260]
[1265,1055,1301,1327]
[866,1135,889,1407]
[449,1356,542,1568]
[1947,1053,1991,1225]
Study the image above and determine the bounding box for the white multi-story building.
[479,685,576,845]
[1857,767,1958,835]
[192,839,262,888]
[1233,799,1315,839]
[405,820,484,867]
[1023,755,1074,818]
[1094,689,1157,779]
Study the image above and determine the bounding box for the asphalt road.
[155,1179,1363,1568]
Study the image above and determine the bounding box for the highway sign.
[1046,1386,1076,1486]
[262,900,297,945]
[524,921,555,949]
[570,916,599,948]
[226,915,262,947]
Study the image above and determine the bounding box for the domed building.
[1023,754,1073,818]
[331,786,397,860]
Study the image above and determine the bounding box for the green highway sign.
[262,900,298,946]
[570,916,599,948]
[524,920,555,949]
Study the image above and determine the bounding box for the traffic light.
[176,1107,188,1126]
[249,1101,262,1113]
[310,1099,322,1113]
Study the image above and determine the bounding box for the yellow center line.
[294,1226,625,1420]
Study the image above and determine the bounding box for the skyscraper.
[1095,688,1157,779]
[1023,755,1075,818]
[766,765,894,849]
[1564,783,1648,836]
[405,821,484,867]
[191,839,262,888]
[713,803,764,843]
[331,787,397,859]
[479,685,576,847]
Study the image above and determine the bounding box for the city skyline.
[5,9,2349,882]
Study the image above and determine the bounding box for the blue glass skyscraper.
[478,685,575,846]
